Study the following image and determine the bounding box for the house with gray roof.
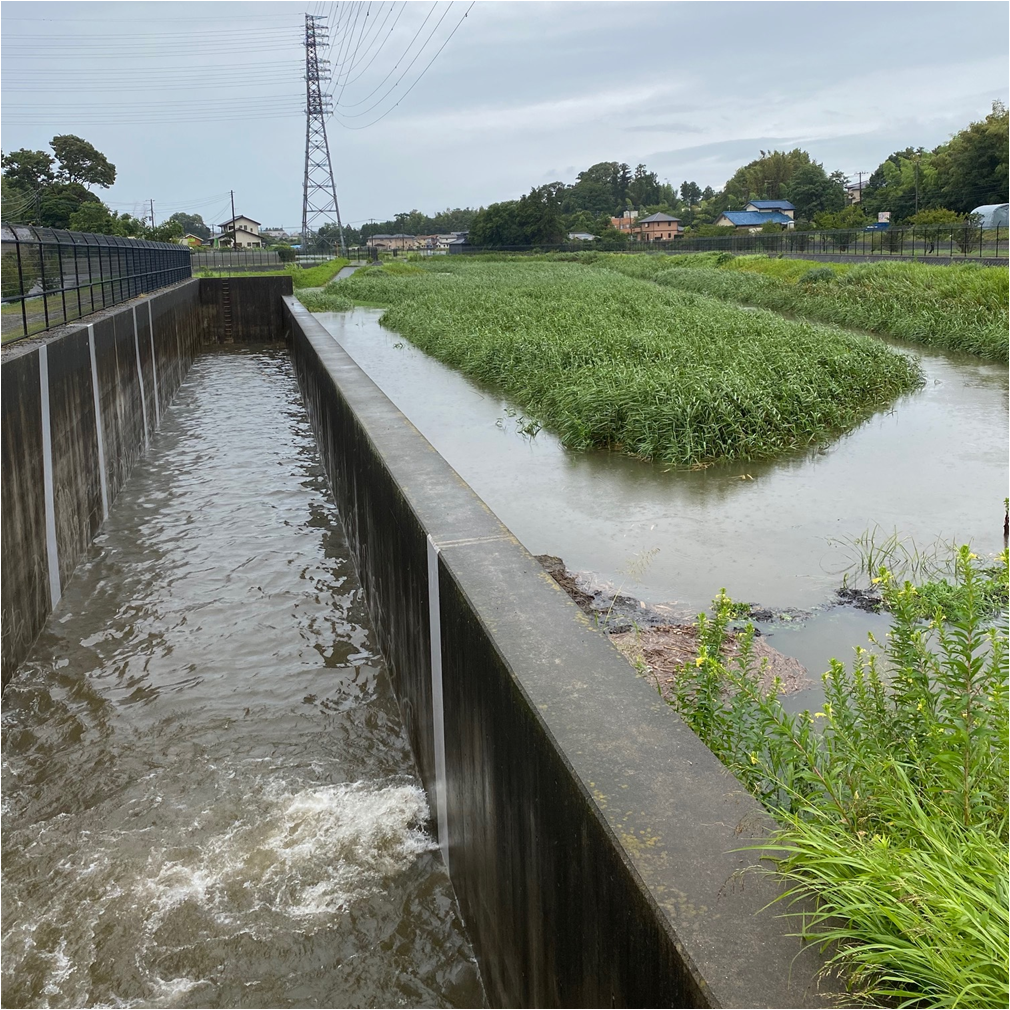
[635,212,681,242]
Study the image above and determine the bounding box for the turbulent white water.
[1,349,482,1009]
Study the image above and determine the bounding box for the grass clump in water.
[671,546,1008,1008]
[295,288,354,313]
[288,257,350,289]
[592,255,1007,361]
[838,526,1009,623]
[329,258,922,466]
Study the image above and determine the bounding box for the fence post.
[37,231,51,330]
[15,231,29,338]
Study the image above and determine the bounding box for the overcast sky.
[2,0,1007,231]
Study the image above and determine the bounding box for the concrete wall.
[1,280,204,687]
[284,297,834,1009]
[199,276,293,343]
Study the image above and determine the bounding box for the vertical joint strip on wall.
[132,306,150,450]
[426,534,450,872]
[38,344,62,609]
[147,300,161,428]
[87,324,110,520]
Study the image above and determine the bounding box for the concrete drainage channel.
[1,277,835,1008]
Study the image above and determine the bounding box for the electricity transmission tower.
[301,13,347,257]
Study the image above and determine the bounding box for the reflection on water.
[318,308,1007,678]
[1,348,483,1010]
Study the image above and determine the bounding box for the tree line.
[2,101,1006,250]
[0,135,189,242]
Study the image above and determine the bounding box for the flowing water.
[315,307,1008,697]
[1,348,483,1009]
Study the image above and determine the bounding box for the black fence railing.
[190,248,288,272]
[1,224,193,343]
[188,247,370,272]
[401,224,1006,262]
[655,223,1007,260]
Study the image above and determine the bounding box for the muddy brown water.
[316,307,1008,707]
[1,348,483,1009]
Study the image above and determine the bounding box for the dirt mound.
[536,554,812,696]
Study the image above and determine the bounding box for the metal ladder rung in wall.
[221,279,233,341]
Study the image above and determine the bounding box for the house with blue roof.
[715,200,795,232]
[744,200,795,218]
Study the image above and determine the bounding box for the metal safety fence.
[190,248,288,273]
[661,223,1007,260]
[423,224,1008,262]
[1,224,192,343]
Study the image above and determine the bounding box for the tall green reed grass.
[330,259,922,465]
[591,254,1007,361]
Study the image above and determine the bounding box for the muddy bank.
[536,555,812,695]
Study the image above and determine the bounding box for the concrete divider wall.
[199,275,293,342]
[284,297,834,1009]
[1,280,204,688]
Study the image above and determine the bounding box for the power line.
[334,2,406,91]
[334,1,439,108]
[334,2,377,108]
[334,1,474,130]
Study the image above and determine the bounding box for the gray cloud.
[1,1,1006,226]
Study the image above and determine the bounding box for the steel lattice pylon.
[301,13,347,257]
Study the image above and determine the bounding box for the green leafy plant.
[668,549,1009,1007]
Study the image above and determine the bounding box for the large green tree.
[2,135,117,227]
[0,148,55,190]
[724,149,812,204]
[50,135,116,189]
[861,148,939,222]
[469,185,565,247]
[38,183,101,229]
[934,100,1009,213]
[168,211,210,240]
[783,163,846,220]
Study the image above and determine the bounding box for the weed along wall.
[284,296,835,1009]
[0,280,205,687]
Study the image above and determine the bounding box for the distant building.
[178,234,204,247]
[568,231,596,242]
[970,203,1009,228]
[634,213,681,242]
[216,215,263,248]
[744,200,795,220]
[610,209,639,233]
[366,233,417,251]
[845,180,867,204]
[716,201,795,232]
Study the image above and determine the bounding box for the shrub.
[671,548,1008,1008]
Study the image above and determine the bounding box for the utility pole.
[301,13,347,258]
[149,198,155,228]
[230,189,237,247]
[851,171,867,205]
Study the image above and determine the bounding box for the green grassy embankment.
[587,253,1007,361]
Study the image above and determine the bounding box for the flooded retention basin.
[2,278,834,1008]
[314,306,1008,695]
